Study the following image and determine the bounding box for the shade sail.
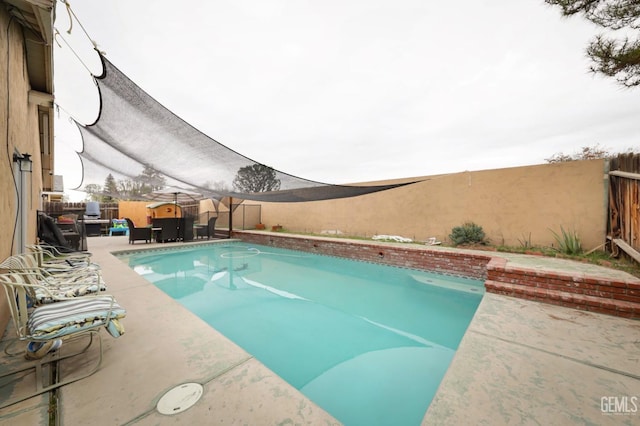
[73,53,423,202]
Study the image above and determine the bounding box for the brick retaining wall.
[486,258,640,319]
[236,232,490,280]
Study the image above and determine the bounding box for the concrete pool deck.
[0,235,638,424]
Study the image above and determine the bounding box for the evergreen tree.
[546,0,640,87]
[103,173,118,201]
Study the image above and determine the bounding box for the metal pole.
[228,197,233,239]
[174,193,180,241]
[19,169,27,253]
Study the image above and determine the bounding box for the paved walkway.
[1,236,337,425]
[0,236,638,424]
[424,293,640,425]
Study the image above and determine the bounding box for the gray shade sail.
[73,53,423,202]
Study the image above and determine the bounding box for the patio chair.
[196,216,217,239]
[124,218,152,244]
[180,216,194,242]
[151,218,179,242]
[0,254,106,304]
[26,244,95,271]
[0,272,126,409]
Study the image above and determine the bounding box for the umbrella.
[147,187,203,211]
[146,187,204,241]
[148,186,203,217]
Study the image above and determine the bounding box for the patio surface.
[0,235,638,425]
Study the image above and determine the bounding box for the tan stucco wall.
[0,7,48,331]
[258,160,607,250]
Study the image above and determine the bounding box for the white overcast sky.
[53,0,639,199]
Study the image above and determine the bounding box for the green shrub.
[449,222,486,246]
[550,226,583,255]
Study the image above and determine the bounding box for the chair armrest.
[7,271,106,304]
[27,244,92,262]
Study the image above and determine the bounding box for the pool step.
[485,258,640,319]
[409,273,484,294]
[485,280,640,319]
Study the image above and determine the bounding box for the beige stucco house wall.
[258,159,607,250]
[0,1,55,334]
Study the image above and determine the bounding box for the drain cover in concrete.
[157,382,203,415]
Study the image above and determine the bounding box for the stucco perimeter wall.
[119,201,152,228]
[0,8,46,332]
[258,160,607,250]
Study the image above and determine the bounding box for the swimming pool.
[121,242,484,425]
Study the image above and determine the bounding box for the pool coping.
[115,238,482,424]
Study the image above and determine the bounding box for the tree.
[546,0,640,87]
[232,164,281,193]
[545,144,612,162]
[95,167,166,201]
[103,173,118,201]
[203,180,231,193]
[83,183,103,201]
[136,165,165,195]
[117,178,145,200]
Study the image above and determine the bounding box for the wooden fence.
[41,201,261,235]
[609,153,640,262]
[42,202,120,222]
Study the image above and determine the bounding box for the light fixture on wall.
[13,152,32,172]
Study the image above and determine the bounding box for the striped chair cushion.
[35,281,105,304]
[27,296,126,339]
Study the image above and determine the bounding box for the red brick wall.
[486,258,640,318]
[236,232,491,279]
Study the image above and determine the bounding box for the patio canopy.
[145,187,204,204]
[145,202,179,209]
[73,53,423,203]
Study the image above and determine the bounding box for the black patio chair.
[196,217,217,239]
[123,218,152,244]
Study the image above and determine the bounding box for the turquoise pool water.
[121,242,484,425]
